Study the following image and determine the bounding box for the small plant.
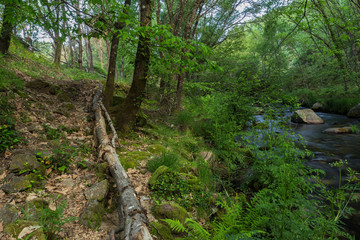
[0,124,21,153]
[350,125,360,134]
[43,124,76,140]
[37,143,76,172]
[22,200,77,240]
[146,151,180,173]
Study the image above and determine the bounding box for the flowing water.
[252,111,360,237]
[291,112,360,238]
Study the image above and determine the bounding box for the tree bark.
[92,86,152,240]
[0,2,14,55]
[54,37,63,67]
[103,0,131,109]
[116,0,152,133]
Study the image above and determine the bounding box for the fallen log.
[92,85,152,240]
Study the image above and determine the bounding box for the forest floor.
[0,70,155,239]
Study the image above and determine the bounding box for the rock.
[148,166,169,188]
[84,180,109,201]
[1,176,31,193]
[152,202,189,224]
[0,204,19,226]
[291,109,324,124]
[79,200,105,229]
[323,127,352,134]
[311,102,323,112]
[199,151,215,162]
[150,222,174,240]
[59,178,75,188]
[27,124,43,133]
[4,220,46,240]
[9,153,41,174]
[347,104,360,118]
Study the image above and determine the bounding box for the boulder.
[4,220,46,240]
[311,102,323,112]
[323,127,352,134]
[0,204,19,226]
[150,222,174,240]
[79,200,105,229]
[84,179,109,201]
[291,109,324,124]
[347,104,360,118]
[1,176,31,193]
[152,202,189,224]
[9,153,42,174]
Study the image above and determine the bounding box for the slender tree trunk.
[76,1,83,70]
[0,3,14,55]
[69,37,74,67]
[175,71,185,111]
[87,38,94,72]
[116,0,152,133]
[54,37,63,67]
[103,0,131,109]
[103,30,121,108]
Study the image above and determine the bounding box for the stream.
[255,111,360,238]
[293,112,360,239]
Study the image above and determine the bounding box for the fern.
[163,218,210,240]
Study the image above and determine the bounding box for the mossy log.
[92,85,152,240]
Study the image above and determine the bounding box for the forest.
[1,0,360,239]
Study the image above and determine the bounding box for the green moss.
[5,220,46,240]
[118,150,151,170]
[152,202,190,224]
[148,166,170,187]
[150,222,174,240]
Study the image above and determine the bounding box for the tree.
[36,0,68,67]
[103,0,131,109]
[0,1,16,54]
[116,0,152,132]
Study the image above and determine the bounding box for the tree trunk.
[76,1,83,70]
[103,31,121,108]
[0,2,14,55]
[54,37,63,67]
[69,37,74,67]
[103,0,131,109]
[175,72,185,111]
[88,38,94,72]
[116,0,152,133]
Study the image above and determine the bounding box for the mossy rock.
[95,162,108,180]
[79,200,105,229]
[4,220,46,240]
[26,173,47,188]
[1,176,31,193]
[149,166,170,187]
[0,204,19,225]
[152,202,190,224]
[9,153,43,174]
[150,222,174,240]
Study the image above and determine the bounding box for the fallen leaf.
[18,225,41,239]
[49,202,57,211]
[46,168,52,176]
[0,222,3,232]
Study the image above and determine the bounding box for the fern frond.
[185,218,211,240]
[163,219,188,233]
